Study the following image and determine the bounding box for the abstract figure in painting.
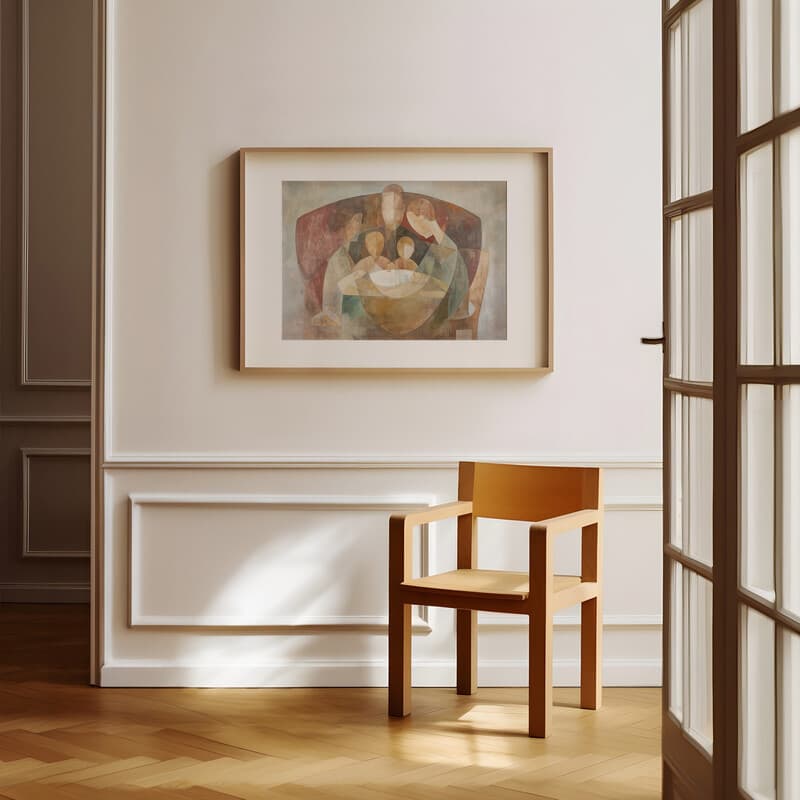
[317,204,362,328]
[394,237,417,271]
[282,180,507,340]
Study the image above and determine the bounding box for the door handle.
[641,322,665,348]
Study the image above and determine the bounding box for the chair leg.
[456,609,477,695]
[528,609,552,737]
[580,596,602,710]
[388,599,411,717]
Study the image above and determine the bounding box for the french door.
[662,0,800,797]
[662,0,715,795]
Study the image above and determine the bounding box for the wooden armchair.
[388,461,604,738]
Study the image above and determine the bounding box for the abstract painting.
[282,181,507,341]
[240,148,552,371]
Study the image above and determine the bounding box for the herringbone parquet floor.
[0,605,660,799]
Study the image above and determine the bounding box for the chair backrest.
[457,461,602,522]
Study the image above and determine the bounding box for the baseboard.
[101,658,662,688]
[0,582,90,603]
[477,658,662,687]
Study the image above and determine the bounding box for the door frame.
[711,0,738,797]
[89,0,107,687]
[661,0,717,795]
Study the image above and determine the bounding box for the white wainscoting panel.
[101,463,662,688]
[128,493,434,630]
[477,504,663,628]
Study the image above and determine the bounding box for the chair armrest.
[528,509,604,595]
[389,501,473,585]
[390,501,473,532]
[529,508,602,538]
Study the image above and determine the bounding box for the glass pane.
[740,606,776,800]
[671,393,684,550]
[778,0,800,115]
[779,628,800,799]
[670,217,683,379]
[669,560,684,721]
[669,20,683,202]
[686,0,712,196]
[742,384,776,602]
[671,394,713,564]
[686,571,713,752]
[669,209,713,381]
[668,2,712,202]
[687,398,713,565]
[688,209,713,380]
[741,143,775,365]
[782,129,800,364]
[783,385,800,619]
[740,0,774,132]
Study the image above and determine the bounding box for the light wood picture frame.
[239,147,553,372]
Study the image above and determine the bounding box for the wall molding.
[125,490,659,632]
[128,492,438,511]
[128,492,435,631]
[604,497,662,511]
[19,0,92,388]
[104,455,663,470]
[100,657,662,688]
[127,615,432,632]
[0,582,89,603]
[91,0,109,687]
[474,495,662,628]
[21,447,91,558]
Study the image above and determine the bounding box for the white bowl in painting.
[370,269,416,289]
[369,269,431,300]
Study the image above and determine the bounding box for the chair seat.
[401,569,582,601]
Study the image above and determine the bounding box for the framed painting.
[239,147,552,372]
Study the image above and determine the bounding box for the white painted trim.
[472,498,662,627]
[128,492,437,509]
[0,582,89,603]
[104,455,663,470]
[103,0,115,463]
[103,471,113,670]
[92,0,111,686]
[19,0,92,388]
[21,448,91,558]
[604,496,662,511]
[476,658,662,688]
[130,614,432,632]
[100,658,662,688]
[124,490,658,513]
[124,491,658,631]
[128,492,435,630]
